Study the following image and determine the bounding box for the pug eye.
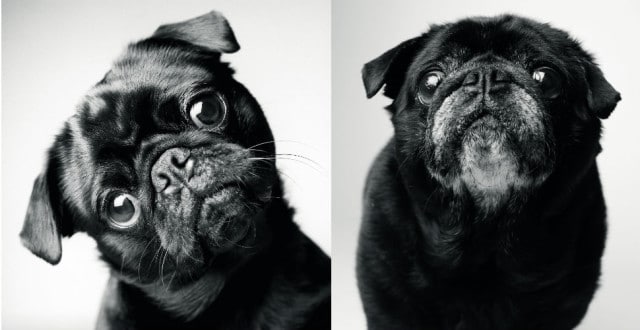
[189,94,227,128]
[532,67,562,99]
[418,70,445,104]
[106,192,140,229]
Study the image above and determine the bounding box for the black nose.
[462,68,512,93]
[151,148,194,194]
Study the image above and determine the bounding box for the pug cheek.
[497,88,547,139]
[425,92,472,184]
[430,95,459,154]
[198,191,254,250]
[100,233,145,268]
[498,89,555,179]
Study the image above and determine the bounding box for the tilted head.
[21,11,281,303]
[363,15,620,210]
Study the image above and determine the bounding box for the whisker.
[120,253,126,274]
[147,244,164,275]
[275,157,323,173]
[179,234,202,264]
[246,141,277,151]
[160,250,169,287]
[274,153,323,169]
[217,233,255,249]
[277,169,301,189]
[234,174,248,190]
[137,238,156,281]
[165,270,177,292]
[246,139,319,152]
[248,157,309,189]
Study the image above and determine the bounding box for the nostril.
[462,72,479,86]
[159,173,170,186]
[170,151,190,168]
[150,148,192,194]
[491,70,510,83]
[152,172,171,193]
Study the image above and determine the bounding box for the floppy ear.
[584,63,621,119]
[20,153,67,265]
[152,11,240,53]
[362,36,423,99]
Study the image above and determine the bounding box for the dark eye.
[189,94,227,128]
[532,67,562,99]
[418,70,445,104]
[106,192,140,229]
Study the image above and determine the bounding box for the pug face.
[21,12,279,291]
[362,15,620,210]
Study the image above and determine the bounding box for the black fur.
[21,11,329,329]
[357,15,619,330]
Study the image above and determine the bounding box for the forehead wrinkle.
[89,64,214,132]
[81,91,138,148]
[417,21,573,82]
[444,19,544,54]
[109,45,214,90]
[82,89,130,135]
[82,86,124,120]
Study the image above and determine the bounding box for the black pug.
[20,11,329,330]
[357,15,620,330]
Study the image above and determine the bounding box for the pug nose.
[462,69,511,93]
[151,148,195,194]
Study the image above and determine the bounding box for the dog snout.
[151,148,194,193]
[462,68,512,93]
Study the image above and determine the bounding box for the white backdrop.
[332,0,640,329]
[2,1,330,329]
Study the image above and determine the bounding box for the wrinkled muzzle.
[149,144,274,263]
[426,64,555,201]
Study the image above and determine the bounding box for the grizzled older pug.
[357,15,620,330]
[21,11,329,329]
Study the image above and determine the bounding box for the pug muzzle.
[422,54,556,209]
[20,10,330,329]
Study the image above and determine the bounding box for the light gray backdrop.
[2,1,330,328]
[332,0,640,329]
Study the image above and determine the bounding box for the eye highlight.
[105,192,140,229]
[532,67,562,99]
[417,70,445,104]
[189,93,227,128]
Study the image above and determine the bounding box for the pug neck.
[399,144,599,272]
[136,269,228,321]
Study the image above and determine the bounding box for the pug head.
[21,11,281,301]
[362,15,620,210]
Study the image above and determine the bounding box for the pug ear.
[362,36,423,99]
[585,64,621,119]
[152,11,240,53]
[20,153,67,265]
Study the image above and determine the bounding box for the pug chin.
[459,116,524,209]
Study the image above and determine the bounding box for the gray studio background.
[332,0,640,329]
[2,0,330,328]
[3,0,640,329]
